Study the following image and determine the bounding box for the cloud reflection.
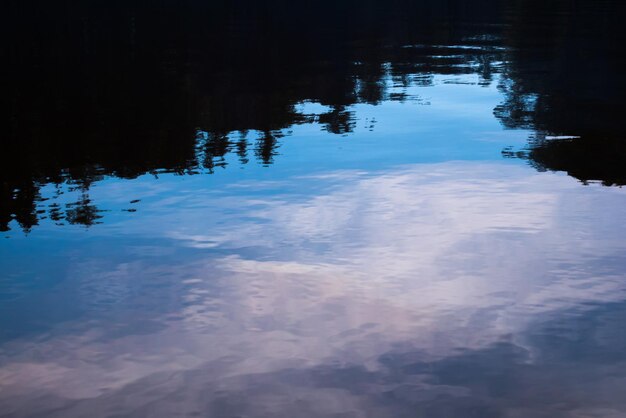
[2,162,626,416]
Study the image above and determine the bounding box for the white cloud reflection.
[3,162,626,416]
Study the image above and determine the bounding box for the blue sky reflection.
[2,162,626,416]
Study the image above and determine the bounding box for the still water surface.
[2,1,626,416]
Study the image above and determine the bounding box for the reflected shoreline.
[3,0,625,232]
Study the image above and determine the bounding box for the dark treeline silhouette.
[2,0,505,231]
[2,0,625,231]
[496,0,626,185]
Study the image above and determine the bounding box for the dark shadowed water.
[2,1,626,416]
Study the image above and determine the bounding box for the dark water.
[2,1,626,416]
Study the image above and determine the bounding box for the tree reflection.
[495,0,626,185]
[3,0,624,232]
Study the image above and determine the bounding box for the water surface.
[2,1,626,417]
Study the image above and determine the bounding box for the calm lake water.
[2,1,626,416]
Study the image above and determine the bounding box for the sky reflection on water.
[3,162,626,416]
[3,1,626,416]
